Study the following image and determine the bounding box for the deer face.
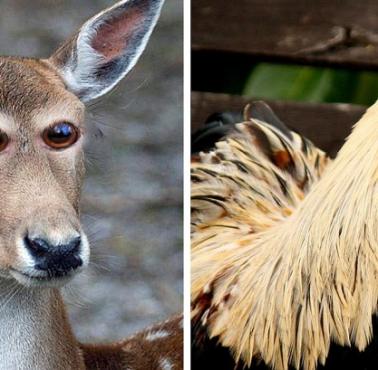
[0,58,87,287]
[0,0,164,287]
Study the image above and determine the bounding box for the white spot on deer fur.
[146,329,170,341]
[159,358,173,370]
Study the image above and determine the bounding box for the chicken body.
[191,102,378,370]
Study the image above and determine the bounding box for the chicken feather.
[191,101,378,370]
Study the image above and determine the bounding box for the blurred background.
[242,64,378,106]
[193,60,378,106]
[0,0,182,341]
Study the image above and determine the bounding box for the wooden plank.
[192,92,367,156]
[192,0,378,69]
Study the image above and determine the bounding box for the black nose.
[24,235,82,277]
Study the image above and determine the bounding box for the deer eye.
[42,122,80,149]
[0,131,9,152]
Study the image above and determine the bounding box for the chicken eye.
[42,122,79,149]
[0,131,9,152]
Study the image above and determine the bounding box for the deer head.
[0,0,164,288]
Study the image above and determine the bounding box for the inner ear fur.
[49,0,164,103]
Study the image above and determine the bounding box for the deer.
[0,0,182,369]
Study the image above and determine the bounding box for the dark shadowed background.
[0,0,182,341]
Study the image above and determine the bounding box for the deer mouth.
[9,267,83,287]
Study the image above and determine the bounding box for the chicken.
[191,101,378,370]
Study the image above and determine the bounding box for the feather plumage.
[191,101,378,370]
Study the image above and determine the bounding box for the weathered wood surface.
[192,0,378,69]
[192,92,367,156]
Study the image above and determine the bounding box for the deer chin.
[9,266,84,288]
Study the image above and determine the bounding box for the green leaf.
[242,63,378,105]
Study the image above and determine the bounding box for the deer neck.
[0,282,84,370]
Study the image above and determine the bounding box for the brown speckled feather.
[191,103,331,370]
[192,103,329,237]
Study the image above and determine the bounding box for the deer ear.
[49,0,164,102]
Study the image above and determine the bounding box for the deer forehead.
[0,57,85,131]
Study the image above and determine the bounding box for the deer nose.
[24,235,83,276]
